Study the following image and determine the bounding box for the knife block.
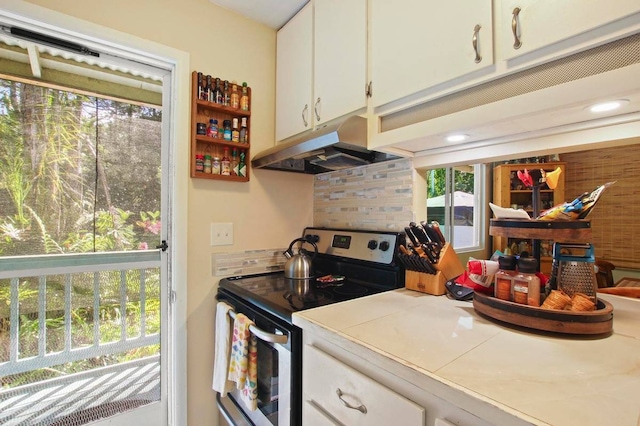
[405,243,465,296]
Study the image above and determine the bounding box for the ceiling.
[208,0,308,30]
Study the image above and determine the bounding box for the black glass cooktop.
[218,271,395,324]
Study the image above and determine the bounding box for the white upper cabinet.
[500,0,640,61]
[370,0,494,109]
[275,0,367,143]
[275,4,313,142]
[314,0,367,127]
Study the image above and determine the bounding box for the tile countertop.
[292,289,640,426]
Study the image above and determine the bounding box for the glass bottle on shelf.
[239,117,248,143]
[230,82,239,109]
[238,150,246,177]
[213,78,223,104]
[222,120,232,141]
[207,119,218,138]
[203,154,212,174]
[206,75,213,102]
[231,148,239,176]
[195,154,204,173]
[212,156,221,175]
[222,80,230,106]
[240,82,249,111]
[221,147,231,176]
[231,118,240,142]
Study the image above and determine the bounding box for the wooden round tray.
[489,219,592,242]
[473,291,613,335]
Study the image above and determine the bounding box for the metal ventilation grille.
[381,32,640,133]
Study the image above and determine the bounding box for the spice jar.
[207,119,218,138]
[203,154,212,174]
[195,154,204,173]
[514,257,541,306]
[494,255,517,301]
[212,156,221,175]
[222,120,232,141]
[196,122,207,135]
[240,82,249,111]
[230,82,239,109]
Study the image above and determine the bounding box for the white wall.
[17,0,314,424]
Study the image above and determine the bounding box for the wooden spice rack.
[479,218,613,335]
[190,71,251,181]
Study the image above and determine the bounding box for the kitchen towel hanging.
[212,301,235,395]
[228,313,258,411]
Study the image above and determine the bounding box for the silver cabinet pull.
[302,104,309,127]
[314,97,321,122]
[227,309,288,345]
[472,24,482,63]
[336,388,367,414]
[512,7,522,49]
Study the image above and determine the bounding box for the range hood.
[252,116,400,174]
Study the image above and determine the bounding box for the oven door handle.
[228,309,289,345]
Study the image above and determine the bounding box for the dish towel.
[212,301,234,395]
[227,313,258,411]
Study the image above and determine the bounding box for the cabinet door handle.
[314,97,321,122]
[336,388,367,414]
[472,24,482,63]
[511,7,522,49]
[302,104,309,127]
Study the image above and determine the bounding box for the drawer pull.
[302,104,309,127]
[336,388,367,414]
[511,7,522,49]
[472,24,482,63]
[314,97,321,121]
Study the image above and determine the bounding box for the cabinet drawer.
[303,344,425,426]
[304,400,342,426]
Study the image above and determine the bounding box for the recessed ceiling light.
[587,99,629,113]
[446,134,469,143]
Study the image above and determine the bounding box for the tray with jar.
[473,291,613,336]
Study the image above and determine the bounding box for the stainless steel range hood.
[251,116,400,174]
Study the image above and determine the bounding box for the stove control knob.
[379,241,390,251]
[305,234,320,244]
[367,240,378,250]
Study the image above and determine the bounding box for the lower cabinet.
[301,334,502,426]
[303,344,425,425]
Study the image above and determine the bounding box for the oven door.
[217,292,295,426]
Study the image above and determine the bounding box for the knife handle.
[430,221,446,245]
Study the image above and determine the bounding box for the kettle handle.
[287,238,318,259]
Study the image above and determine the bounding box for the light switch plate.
[211,222,233,246]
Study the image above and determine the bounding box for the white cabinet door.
[500,0,640,60]
[314,0,367,125]
[370,0,493,108]
[275,3,313,142]
[303,344,425,426]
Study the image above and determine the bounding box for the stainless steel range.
[216,227,405,426]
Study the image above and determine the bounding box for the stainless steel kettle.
[283,238,318,279]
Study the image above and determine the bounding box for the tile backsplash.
[212,248,287,277]
[314,158,414,230]
[212,158,416,277]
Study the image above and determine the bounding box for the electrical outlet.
[211,222,233,246]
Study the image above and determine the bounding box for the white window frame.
[427,164,486,252]
[0,2,190,425]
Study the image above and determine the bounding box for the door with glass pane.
[0,33,171,425]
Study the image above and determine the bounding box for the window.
[426,164,485,251]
